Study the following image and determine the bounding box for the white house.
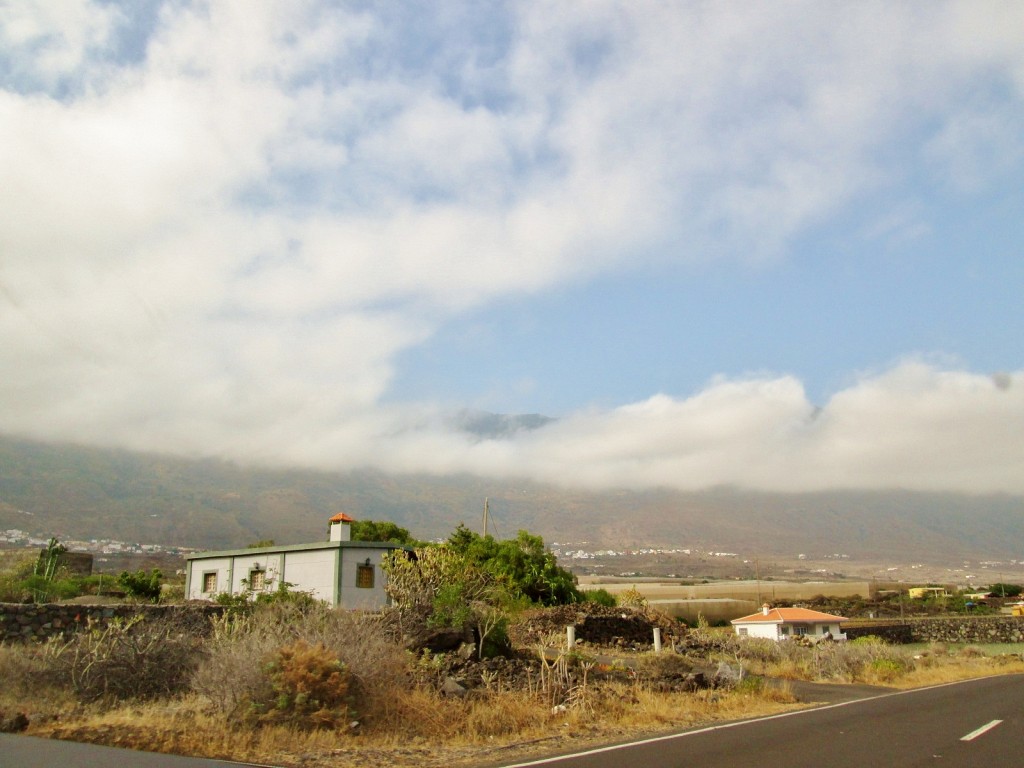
[184,513,407,609]
[731,604,847,641]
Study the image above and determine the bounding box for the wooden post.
[567,625,576,649]
[653,627,663,653]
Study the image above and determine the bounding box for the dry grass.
[192,602,409,726]
[885,644,1024,688]
[22,681,801,768]
[8,609,1024,768]
[13,645,1023,768]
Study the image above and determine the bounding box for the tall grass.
[714,635,917,683]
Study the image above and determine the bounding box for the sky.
[1,1,1022,495]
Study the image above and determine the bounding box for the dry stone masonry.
[846,616,1024,644]
[0,602,223,643]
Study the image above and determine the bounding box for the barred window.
[249,569,266,591]
[202,572,217,593]
[356,564,374,589]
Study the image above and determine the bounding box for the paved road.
[0,734,275,768]
[499,674,1024,768]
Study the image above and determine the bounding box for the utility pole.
[483,497,489,537]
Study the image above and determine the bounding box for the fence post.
[653,627,662,652]
[567,625,576,649]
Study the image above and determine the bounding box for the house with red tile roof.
[731,604,847,641]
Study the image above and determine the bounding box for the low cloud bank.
[8,361,1020,496]
[362,363,1023,495]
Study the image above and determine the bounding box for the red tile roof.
[328,512,355,523]
[731,607,848,624]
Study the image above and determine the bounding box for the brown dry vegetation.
[3,608,1024,768]
[713,632,1024,687]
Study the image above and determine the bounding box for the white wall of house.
[186,542,401,608]
[735,621,844,640]
[735,622,781,640]
[231,552,286,595]
[186,556,233,600]
[281,549,340,603]
[338,547,391,609]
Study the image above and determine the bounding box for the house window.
[249,569,266,591]
[794,626,808,636]
[356,564,374,589]
[780,626,790,635]
[737,627,748,636]
[202,572,217,593]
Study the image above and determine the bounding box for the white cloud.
[371,363,1024,495]
[1,2,1022,494]
[0,0,124,89]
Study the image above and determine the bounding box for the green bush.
[582,588,617,607]
[850,635,886,646]
[988,583,1022,598]
[869,657,907,682]
[447,525,581,605]
[117,569,163,602]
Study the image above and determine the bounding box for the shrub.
[618,586,647,609]
[117,569,163,602]
[733,637,784,665]
[255,640,353,729]
[868,657,907,682]
[634,651,693,680]
[47,614,204,702]
[192,601,410,725]
[582,588,617,607]
[811,639,915,683]
[957,645,986,658]
[850,635,886,646]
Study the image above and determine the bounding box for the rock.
[417,628,468,654]
[0,712,29,733]
[441,677,468,698]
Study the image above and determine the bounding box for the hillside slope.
[1,434,1021,563]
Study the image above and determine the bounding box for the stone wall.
[0,602,224,643]
[846,616,1024,645]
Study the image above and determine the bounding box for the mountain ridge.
[1,433,1021,564]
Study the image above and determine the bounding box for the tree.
[118,569,163,602]
[447,525,580,606]
[382,546,511,657]
[988,583,1022,598]
[350,520,416,545]
[383,525,579,657]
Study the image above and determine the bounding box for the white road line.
[961,720,1003,741]
[500,677,1014,768]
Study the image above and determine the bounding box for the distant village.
[4,525,1024,587]
[1,528,195,560]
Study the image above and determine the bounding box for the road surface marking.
[961,720,1002,741]
[500,678,1013,767]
